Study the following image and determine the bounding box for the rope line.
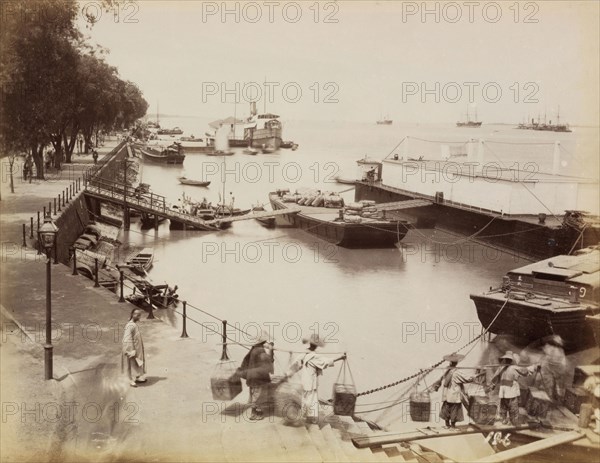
[355,294,510,397]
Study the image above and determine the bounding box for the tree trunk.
[51,135,63,170]
[63,123,79,163]
[83,126,93,154]
[8,156,15,193]
[32,145,44,180]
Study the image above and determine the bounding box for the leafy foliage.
[0,0,148,177]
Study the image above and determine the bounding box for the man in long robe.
[285,334,345,424]
[122,308,146,387]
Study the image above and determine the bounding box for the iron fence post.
[180,301,189,338]
[220,320,229,361]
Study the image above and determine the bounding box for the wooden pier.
[83,174,300,230]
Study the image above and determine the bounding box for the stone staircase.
[218,405,447,462]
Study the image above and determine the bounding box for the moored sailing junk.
[470,246,600,349]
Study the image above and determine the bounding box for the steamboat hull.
[250,128,282,149]
[141,148,185,164]
[270,194,407,248]
[470,293,598,349]
[355,182,599,260]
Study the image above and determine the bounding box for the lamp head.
[38,216,58,250]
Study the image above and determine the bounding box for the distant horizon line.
[146,114,600,128]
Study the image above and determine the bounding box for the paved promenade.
[0,141,385,462]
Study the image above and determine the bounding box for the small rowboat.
[178,177,210,187]
[126,247,154,276]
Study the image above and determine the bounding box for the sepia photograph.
[1,1,599,462]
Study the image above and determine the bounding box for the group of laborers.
[119,312,572,429]
[120,315,345,424]
[428,346,557,430]
[237,332,345,422]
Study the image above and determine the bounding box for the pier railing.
[85,175,168,212]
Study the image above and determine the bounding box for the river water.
[119,117,598,413]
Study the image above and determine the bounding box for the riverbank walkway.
[0,139,415,462]
[3,139,598,462]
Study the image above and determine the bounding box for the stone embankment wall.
[55,141,127,264]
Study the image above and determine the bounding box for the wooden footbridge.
[83,176,301,231]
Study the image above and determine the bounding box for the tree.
[0,0,79,178]
[0,0,148,176]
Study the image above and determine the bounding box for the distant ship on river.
[456,106,482,127]
[517,107,572,132]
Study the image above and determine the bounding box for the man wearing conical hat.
[239,331,274,421]
[430,353,479,429]
[284,334,346,424]
[490,351,539,425]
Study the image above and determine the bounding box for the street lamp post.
[38,215,59,380]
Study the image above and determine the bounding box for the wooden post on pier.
[57,194,61,212]
[30,217,34,239]
[37,211,40,231]
[123,207,130,231]
[220,320,229,361]
[118,270,125,302]
[22,224,27,247]
[154,215,159,230]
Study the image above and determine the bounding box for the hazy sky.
[78,1,599,124]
